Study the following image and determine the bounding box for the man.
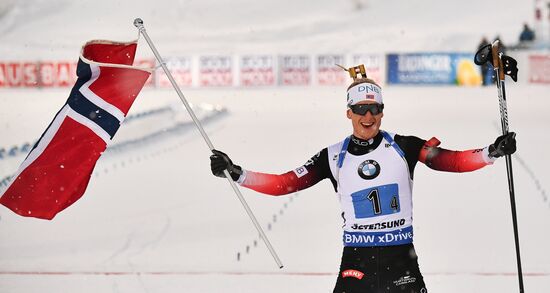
[519,23,536,43]
[210,70,516,293]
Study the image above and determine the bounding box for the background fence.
[2,51,546,89]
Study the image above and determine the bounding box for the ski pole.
[490,40,524,293]
[133,18,284,269]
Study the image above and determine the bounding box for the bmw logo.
[358,160,380,180]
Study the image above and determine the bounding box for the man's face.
[347,101,383,140]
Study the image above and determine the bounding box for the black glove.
[489,132,517,158]
[210,149,243,181]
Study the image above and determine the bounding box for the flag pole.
[133,18,283,269]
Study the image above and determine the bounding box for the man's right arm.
[210,149,332,196]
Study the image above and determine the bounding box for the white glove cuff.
[236,169,247,184]
[482,146,497,164]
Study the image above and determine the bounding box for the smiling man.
[210,69,516,293]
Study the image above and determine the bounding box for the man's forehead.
[354,100,381,105]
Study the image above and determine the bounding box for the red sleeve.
[239,170,317,196]
[418,137,495,173]
[239,150,331,196]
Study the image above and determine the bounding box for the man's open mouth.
[361,122,374,128]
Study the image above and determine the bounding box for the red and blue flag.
[0,40,152,220]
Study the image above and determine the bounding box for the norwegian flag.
[0,40,152,220]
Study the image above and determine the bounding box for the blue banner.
[387,53,481,85]
[343,226,413,247]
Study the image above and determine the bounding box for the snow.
[1,0,549,292]
[0,0,536,59]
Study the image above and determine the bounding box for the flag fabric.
[0,40,152,220]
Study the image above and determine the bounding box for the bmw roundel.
[357,160,380,180]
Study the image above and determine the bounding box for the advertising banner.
[279,55,310,86]
[351,54,384,85]
[0,61,77,88]
[317,54,346,86]
[240,55,276,86]
[529,54,550,84]
[199,56,233,87]
[0,62,35,87]
[134,59,156,88]
[3,52,519,89]
[387,53,481,85]
[156,57,192,88]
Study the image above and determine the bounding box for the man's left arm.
[418,133,517,173]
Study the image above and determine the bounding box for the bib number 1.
[351,184,400,218]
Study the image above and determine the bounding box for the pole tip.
[279,265,284,269]
[133,18,144,28]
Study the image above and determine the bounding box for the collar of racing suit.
[349,132,383,156]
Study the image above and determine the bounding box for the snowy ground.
[1,0,549,292]
[1,84,549,292]
[0,0,539,59]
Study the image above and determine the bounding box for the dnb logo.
[358,160,380,180]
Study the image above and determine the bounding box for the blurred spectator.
[477,36,489,51]
[494,35,506,54]
[477,36,490,86]
[519,23,535,43]
[490,36,506,84]
[351,0,368,10]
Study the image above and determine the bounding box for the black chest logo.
[357,160,380,180]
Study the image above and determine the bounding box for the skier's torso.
[238,130,428,246]
[327,131,414,247]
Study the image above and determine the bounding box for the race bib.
[351,183,400,218]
